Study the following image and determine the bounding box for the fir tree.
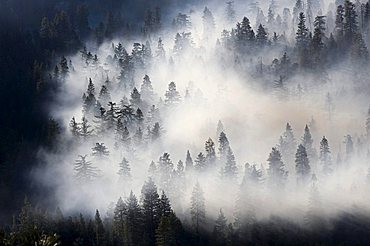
[295,144,311,185]
[195,152,207,172]
[92,143,110,157]
[117,157,131,182]
[125,191,143,246]
[185,150,194,172]
[205,138,216,165]
[296,12,309,50]
[190,182,206,235]
[74,155,100,182]
[79,117,93,138]
[256,24,268,47]
[212,209,228,245]
[218,131,230,162]
[164,82,181,105]
[94,209,106,246]
[302,125,317,162]
[222,147,238,179]
[69,117,79,137]
[113,197,126,243]
[320,136,332,175]
[267,147,287,188]
[141,178,161,245]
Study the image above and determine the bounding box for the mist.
[30,0,370,241]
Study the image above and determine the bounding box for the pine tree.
[344,0,358,44]
[87,78,95,95]
[296,12,309,50]
[185,150,194,172]
[256,24,268,47]
[156,38,166,61]
[218,131,230,162]
[222,147,238,179]
[130,87,142,108]
[216,120,224,138]
[141,178,161,245]
[225,1,236,24]
[94,209,105,246]
[74,155,100,182]
[295,144,311,185]
[59,56,69,79]
[164,82,181,105]
[117,157,131,182]
[279,123,297,172]
[140,75,155,104]
[159,191,172,217]
[212,209,228,245]
[319,136,332,175]
[69,117,79,137]
[202,7,215,40]
[99,85,111,105]
[155,212,183,246]
[267,147,287,188]
[335,5,345,40]
[351,32,369,63]
[190,182,206,235]
[158,153,174,191]
[92,143,109,157]
[195,152,207,172]
[79,117,93,138]
[302,125,317,162]
[205,138,216,166]
[113,197,126,243]
[125,191,143,246]
[311,15,326,63]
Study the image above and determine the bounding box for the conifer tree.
[74,155,100,182]
[185,150,194,172]
[218,132,230,162]
[94,210,105,246]
[164,82,181,105]
[113,197,126,243]
[69,117,79,137]
[141,178,160,244]
[125,191,143,245]
[190,182,206,235]
[195,152,207,172]
[205,138,216,166]
[212,209,228,245]
[296,12,309,51]
[117,157,131,182]
[256,24,268,46]
[79,117,93,138]
[302,125,317,163]
[92,143,109,157]
[156,38,166,61]
[320,136,332,175]
[267,148,287,188]
[222,147,238,179]
[295,144,311,185]
[155,212,183,246]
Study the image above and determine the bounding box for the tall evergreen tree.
[267,147,288,188]
[164,82,181,105]
[295,144,311,185]
[320,136,332,175]
[185,150,194,172]
[74,155,100,182]
[141,178,160,245]
[190,182,206,235]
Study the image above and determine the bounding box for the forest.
[2,0,370,245]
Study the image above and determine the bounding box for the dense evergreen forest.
[2,0,370,245]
